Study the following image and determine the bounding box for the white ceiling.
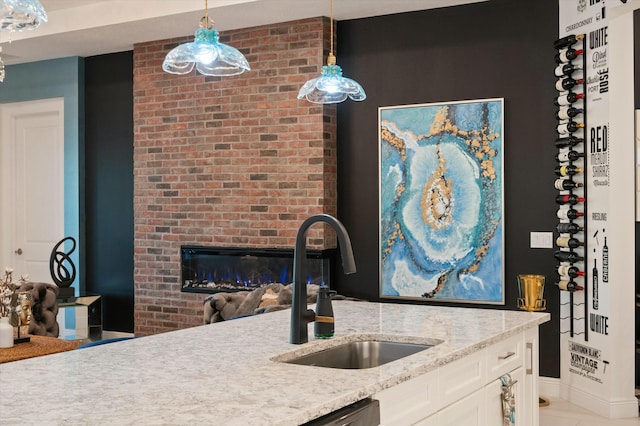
[0,0,486,66]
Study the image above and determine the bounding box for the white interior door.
[0,98,65,282]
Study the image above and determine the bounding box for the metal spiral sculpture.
[49,237,76,288]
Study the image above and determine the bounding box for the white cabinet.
[376,368,439,425]
[416,366,524,426]
[432,386,487,426]
[375,327,540,426]
[484,367,524,426]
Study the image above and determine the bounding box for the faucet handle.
[303,309,316,322]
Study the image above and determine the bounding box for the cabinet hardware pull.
[526,342,533,375]
[498,351,515,360]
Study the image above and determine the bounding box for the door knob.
[14,248,22,255]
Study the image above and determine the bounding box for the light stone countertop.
[0,301,549,425]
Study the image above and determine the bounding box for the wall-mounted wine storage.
[554,33,588,341]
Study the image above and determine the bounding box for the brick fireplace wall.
[133,17,338,336]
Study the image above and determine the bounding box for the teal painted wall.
[0,57,85,293]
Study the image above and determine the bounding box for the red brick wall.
[133,18,337,336]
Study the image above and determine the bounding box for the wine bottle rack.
[554,33,588,341]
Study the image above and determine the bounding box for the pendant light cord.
[328,0,336,65]
[201,0,213,29]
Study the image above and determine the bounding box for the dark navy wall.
[335,0,561,377]
[85,52,134,332]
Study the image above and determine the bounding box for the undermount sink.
[278,338,442,369]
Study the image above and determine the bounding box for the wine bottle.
[602,236,608,283]
[554,178,583,191]
[555,164,583,177]
[557,121,585,135]
[556,207,584,220]
[556,150,585,162]
[556,236,584,248]
[555,136,584,148]
[555,48,584,63]
[556,222,583,234]
[554,92,585,106]
[555,77,585,91]
[558,264,585,278]
[555,194,585,205]
[556,107,584,120]
[554,62,583,77]
[592,259,599,310]
[556,280,584,291]
[554,250,584,263]
[553,33,585,49]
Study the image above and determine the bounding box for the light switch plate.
[530,232,553,249]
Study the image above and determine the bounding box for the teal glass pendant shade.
[163,26,250,76]
[0,0,47,32]
[297,0,365,104]
[163,0,250,78]
[298,57,366,104]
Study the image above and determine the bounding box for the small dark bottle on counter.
[314,285,335,339]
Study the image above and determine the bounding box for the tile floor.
[540,397,640,425]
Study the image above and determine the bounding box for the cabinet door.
[434,387,486,426]
[376,368,439,426]
[485,367,526,426]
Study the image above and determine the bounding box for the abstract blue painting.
[379,99,504,304]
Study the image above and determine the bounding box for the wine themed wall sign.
[558,0,611,388]
[378,98,504,304]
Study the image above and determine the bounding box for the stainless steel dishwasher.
[302,398,380,426]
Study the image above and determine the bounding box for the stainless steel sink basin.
[280,339,440,369]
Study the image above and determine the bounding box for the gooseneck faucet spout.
[290,214,356,344]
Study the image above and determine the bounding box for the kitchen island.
[0,301,548,425]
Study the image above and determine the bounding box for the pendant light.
[0,0,47,32]
[297,0,365,104]
[163,0,250,77]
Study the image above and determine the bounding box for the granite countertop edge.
[0,300,550,426]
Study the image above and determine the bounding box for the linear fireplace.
[180,246,332,294]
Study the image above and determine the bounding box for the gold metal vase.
[517,274,546,312]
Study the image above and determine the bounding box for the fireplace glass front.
[181,246,331,294]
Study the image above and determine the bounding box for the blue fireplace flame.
[180,246,330,294]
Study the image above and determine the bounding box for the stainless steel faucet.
[290,214,356,344]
